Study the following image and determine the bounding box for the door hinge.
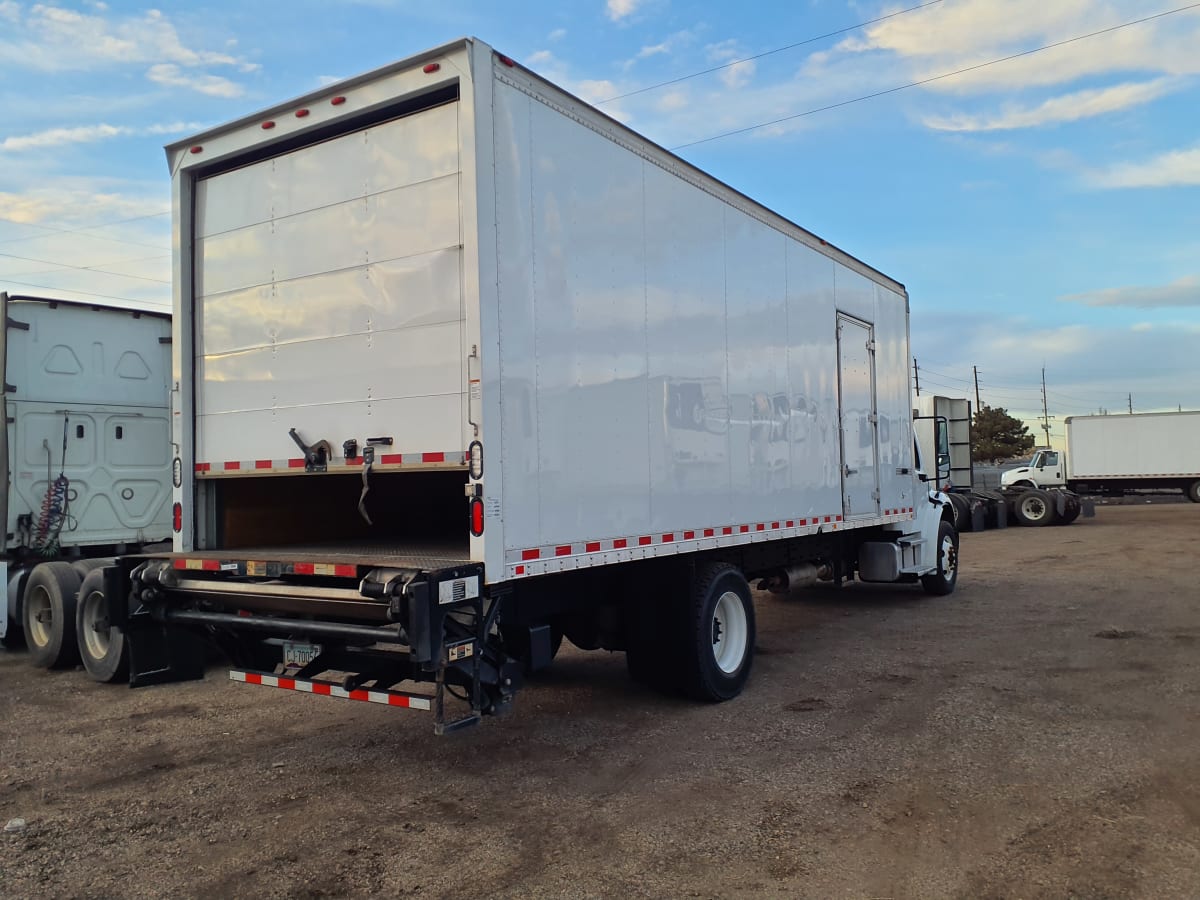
[6,317,29,331]
[866,338,876,352]
[872,489,880,502]
[868,412,878,424]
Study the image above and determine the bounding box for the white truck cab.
[1002,449,1065,489]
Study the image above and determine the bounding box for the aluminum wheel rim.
[1022,496,1047,520]
[26,585,53,649]
[711,591,748,675]
[81,588,110,660]
[941,535,957,582]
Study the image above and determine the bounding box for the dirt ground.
[2,504,1199,899]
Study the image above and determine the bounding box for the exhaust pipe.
[758,562,831,594]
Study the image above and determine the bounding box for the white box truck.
[1002,411,1200,502]
[107,38,957,733]
[0,293,173,681]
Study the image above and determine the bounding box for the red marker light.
[331,96,346,105]
[295,108,309,118]
[469,497,484,536]
[261,121,275,129]
[189,146,203,154]
[172,502,182,532]
[423,62,441,74]
[497,55,515,67]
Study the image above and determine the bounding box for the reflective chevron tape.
[230,670,431,710]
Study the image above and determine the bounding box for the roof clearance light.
[261,121,275,129]
[423,62,441,74]
[498,55,515,67]
[189,146,203,154]
[295,108,310,118]
[331,96,346,106]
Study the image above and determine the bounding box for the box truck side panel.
[4,300,171,548]
[192,100,467,469]
[643,164,733,532]
[1068,412,1200,480]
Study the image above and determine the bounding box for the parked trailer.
[914,395,1092,529]
[108,38,958,734]
[1002,411,1200,502]
[0,293,172,681]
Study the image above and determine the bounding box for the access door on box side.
[836,313,880,519]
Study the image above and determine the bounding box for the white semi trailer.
[106,38,958,733]
[1002,411,1200,502]
[0,293,172,681]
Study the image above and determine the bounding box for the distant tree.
[973,404,1035,462]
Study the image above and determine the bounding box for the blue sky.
[0,0,1197,440]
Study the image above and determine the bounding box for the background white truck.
[916,394,1090,528]
[1002,411,1200,502]
[0,293,173,681]
[107,37,958,733]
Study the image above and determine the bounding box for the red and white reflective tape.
[195,451,466,475]
[230,670,431,710]
[173,558,359,578]
[507,508,918,577]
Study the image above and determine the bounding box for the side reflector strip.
[231,671,432,711]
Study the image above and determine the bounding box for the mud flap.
[104,563,206,687]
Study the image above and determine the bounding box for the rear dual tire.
[22,562,82,669]
[1013,489,1057,526]
[75,568,128,683]
[1188,480,1200,503]
[626,562,756,702]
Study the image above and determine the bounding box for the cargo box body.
[1065,412,1200,483]
[169,38,918,586]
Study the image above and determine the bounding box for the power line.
[0,277,163,306]
[598,0,947,104]
[0,250,170,284]
[0,212,169,251]
[671,3,1200,150]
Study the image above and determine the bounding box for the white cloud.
[147,63,243,98]
[606,0,640,22]
[1131,322,1153,332]
[1061,276,1200,308]
[637,42,670,60]
[0,4,256,95]
[720,59,756,90]
[1,121,202,152]
[548,28,566,42]
[1087,145,1200,188]
[527,49,555,67]
[0,186,167,226]
[923,78,1178,132]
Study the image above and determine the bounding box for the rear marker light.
[295,108,309,117]
[469,498,484,536]
[498,54,515,67]
[261,121,275,129]
[172,502,182,533]
[423,62,441,73]
[189,146,203,154]
[331,96,346,105]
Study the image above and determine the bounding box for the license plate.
[282,641,322,668]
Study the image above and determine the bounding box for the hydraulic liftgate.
[104,558,523,735]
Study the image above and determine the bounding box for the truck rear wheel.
[22,562,82,668]
[75,569,128,683]
[680,562,755,702]
[1188,480,1200,503]
[920,520,959,596]
[1013,489,1057,526]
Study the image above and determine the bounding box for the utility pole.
[1128,393,1133,414]
[913,357,920,397]
[1040,367,1054,448]
[973,365,981,410]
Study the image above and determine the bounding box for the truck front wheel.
[920,520,959,596]
[1188,480,1200,503]
[22,562,82,669]
[75,569,128,683]
[681,563,755,702]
